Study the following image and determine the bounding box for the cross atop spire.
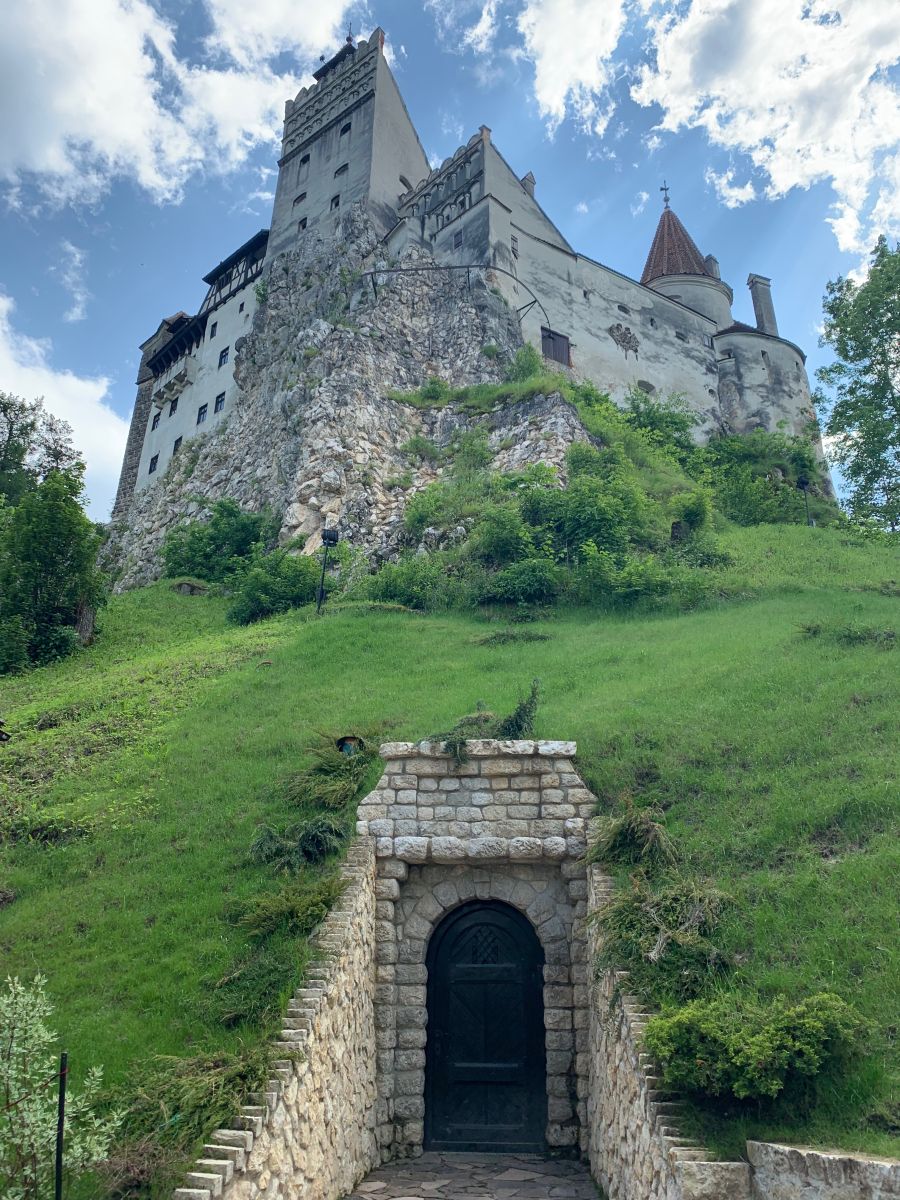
[346,22,354,44]
[660,179,670,209]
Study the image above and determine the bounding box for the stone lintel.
[379,739,577,759]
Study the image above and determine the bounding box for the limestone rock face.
[105,205,595,590]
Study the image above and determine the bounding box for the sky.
[1,0,898,519]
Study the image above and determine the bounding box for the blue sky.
[1,0,898,517]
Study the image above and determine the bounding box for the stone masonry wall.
[173,840,378,1200]
[356,738,593,1160]
[586,866,752,1200]
[747,1142,900,1200]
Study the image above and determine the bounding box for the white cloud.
[575,200,589,214]
[516,0,626,137]
[0,0,358,207]
[630,190,650,216]
[53,242,91,323]
[704,167,756,209]
[464,1,502,53]
[0,293,127,519]
[632,0,900,255]
[440,111,466,145]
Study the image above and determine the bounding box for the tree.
[0,975,119,1199]
[0,392,39,503]
[0,468,104,670]
[815,237,900,530]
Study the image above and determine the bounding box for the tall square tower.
[267,29,430,259]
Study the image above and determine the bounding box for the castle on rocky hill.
[109,28,818,584]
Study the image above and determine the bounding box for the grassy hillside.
[1,523,898,1187]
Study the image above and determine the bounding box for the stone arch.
[378,863,585,1160]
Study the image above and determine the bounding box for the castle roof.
[641,207,712,285]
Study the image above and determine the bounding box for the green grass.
[1,526,898,1180]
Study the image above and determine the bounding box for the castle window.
[454,230,463,249]
[149,453,159,474]
[169,398,178,416]
[330,194,340,210]
[197,403,208,425]
[618,304,630,315]
[636,380,656,396]
[214,392,225,413]
[151,410,161,431]
[293,192,306,206]
[703,334,714,348]
[761,350,770,364]
[541,327,570,366]
[298,217,307,231]
[675,331,688,342]
[399,174,413,192]
[340,121,352,137]
[649,317,657,328]
[218,346,229,367]
[239,301,245,313]
[334,163,349,178]
[511,235,519,258]
[209,321,217,339]
[173,436,182,453]
[298,154,310,182]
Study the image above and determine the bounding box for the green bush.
[237,873,346,941]
[592,874,730,1004]
[503,343,543,382]
[401,435,443,464]
[644,993,870,1102]
[226,547,320,624]
[470,503,533,565]
[588,799,676,868]
[490,558,564,605]
[163,499,277,582]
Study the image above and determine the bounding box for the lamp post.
[316,527,340,615]
[797,475,813,527]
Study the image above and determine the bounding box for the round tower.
[640,203,734,328]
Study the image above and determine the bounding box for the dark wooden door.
[425,901,547,1152]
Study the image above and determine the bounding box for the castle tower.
[266,29,430,259]
[641,203,734,328]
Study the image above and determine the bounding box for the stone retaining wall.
[586,866,752,1200]
[173,840,378,1200]
[748,1142,900,1199]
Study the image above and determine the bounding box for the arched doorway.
[425,900,547,1152]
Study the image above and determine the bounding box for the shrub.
[504,343,543,382]
[491,558,564,605]
[401,435,443,464]
[250,817,347,871]
[163,499,277,582]
[592,874,730,1004]
[470,503,533,566]
[434,683,541,764]
[588,799,676,868]
[625,388,698,457]
[495,678,541,738]
[671,489,712,531]
[644,992,870,1103]
[283,731,378,811]
[238,873,346,940]
[481,343,501,359]
[0,975,119,1199]
[226,547,320,624]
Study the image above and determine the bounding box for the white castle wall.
[135,282,259,491]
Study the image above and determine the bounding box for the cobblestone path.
[345,1153,599,1199]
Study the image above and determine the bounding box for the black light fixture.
[316,527,340,614]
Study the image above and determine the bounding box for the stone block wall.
[173,840,379,1200]
[356,739,593,1160]
[585,866,752,1200]
[747,1142,900,1199]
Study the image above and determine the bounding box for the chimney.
[704,254,720,280]
[521,171,536,198]
[748,273,779,336]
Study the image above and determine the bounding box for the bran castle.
[110,28,818,576]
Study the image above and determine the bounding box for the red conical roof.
[641,207,711,285]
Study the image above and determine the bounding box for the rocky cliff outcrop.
[105,207,595,589]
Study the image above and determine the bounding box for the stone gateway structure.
[171,740,899,1200]
[110,27,821,582]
